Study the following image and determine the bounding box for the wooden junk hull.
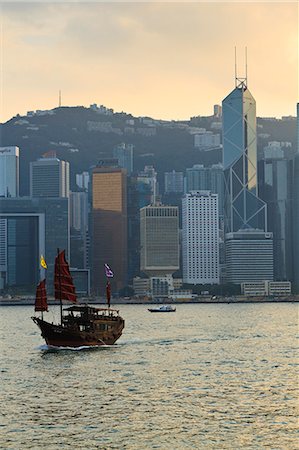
[32,316,125,348]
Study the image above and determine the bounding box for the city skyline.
[1,2,298,123]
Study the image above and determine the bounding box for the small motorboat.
[148,305,176,313]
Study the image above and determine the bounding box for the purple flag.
[104,264,114,278]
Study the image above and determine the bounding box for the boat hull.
[148,309,176,313]
[32,316,124,347]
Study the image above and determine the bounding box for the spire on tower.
[59,90,61,107]
[234,47,248,89]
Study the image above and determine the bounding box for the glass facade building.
[113,143,134,176]
[259,155,293,281]
[292,103,299,291]
[0,198,69,293]
[222,84,267,233]
[185,164,224,216]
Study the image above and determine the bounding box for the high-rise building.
[140,204,179,277]
[225,229,273,284]
[0,147,19,198]
[70,191,89,234]
[76,171,90,191]
[185,164,224,216]
[222,78,267,233]
[30,156,70,197]
[92,163,127,294]
[0,197,69,292]
[0,147,20,290]
[259,148,293,281]
[137,166,158,204]
[164,171,184,194]
[292,103,299,291]
[182,191,219,285]
[113,143,134,175]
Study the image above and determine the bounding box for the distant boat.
[32,249,125,347]
[148,304,176,313]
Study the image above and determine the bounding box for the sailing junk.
[32,250,125,347]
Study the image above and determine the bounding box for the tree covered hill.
[0,105,296,195]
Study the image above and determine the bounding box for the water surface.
[1,303,298,449]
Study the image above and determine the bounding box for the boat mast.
[57,248,63,325]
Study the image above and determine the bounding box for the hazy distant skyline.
[1,2,298,122]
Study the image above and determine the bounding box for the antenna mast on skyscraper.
[59,90,62,107]
[234,47,248,89]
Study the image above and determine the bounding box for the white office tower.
[30,156,70,197]
[0,146,19,197]
[182,191,219,285]
[0,146,19,289]
[140,204,179,276]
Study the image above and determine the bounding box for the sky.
[0,2,298,122]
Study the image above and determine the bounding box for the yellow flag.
[40,255,47,269]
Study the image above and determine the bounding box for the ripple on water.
[0,303,298,449]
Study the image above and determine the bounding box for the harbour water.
[1,303,298,449]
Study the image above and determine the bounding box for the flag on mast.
[104,264,114,278]
[40,255,47,269]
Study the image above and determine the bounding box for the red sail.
[35,279,48,312]
[54,250,77,303]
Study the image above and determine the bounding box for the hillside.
[0,106,296,195]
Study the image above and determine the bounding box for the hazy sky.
[1,2,298,122]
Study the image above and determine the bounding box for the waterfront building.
[182,191,219,285]
[259,148,293,281]
[185,164,224,216]
[164,170,184,194]
[241,280,291,297]
[92,162,127,294]
[113,143,134,175]
[0,197,69,292]
[140,204,179,277]
[225,229,273,284]
[222,77,267,233]
[30,155,70,197]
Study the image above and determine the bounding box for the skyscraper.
[113,143,134,175]
[0,146,19,198]
[259,148,293,281]
[182,191,219,285]
[0,147,19,290]
[185,164,224,216]
[92,163,127,294]
[30,155,70,197]
[225,230,274,284]
[292,103,299,291]
[140,204,179,277]
[222,78,267,233]
[164,171,184,194]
